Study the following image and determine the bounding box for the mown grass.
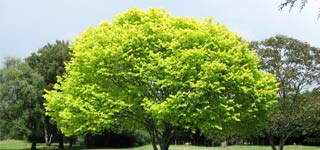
[0,140,30,150]
[96,145,320,150]
[0,140,52,150]
[1,140,319,150]
[168,145,320,150]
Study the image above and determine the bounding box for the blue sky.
[1,0,320,66]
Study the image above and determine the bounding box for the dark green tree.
[26,40,71,90]
[300,88,320,145]
[250,35,320,150]
[0,57,45,150]
[26,40,71,148]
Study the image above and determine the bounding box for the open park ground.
[1,140,320,150]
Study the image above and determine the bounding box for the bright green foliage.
[0,58,45,150]
[44,8,278,150]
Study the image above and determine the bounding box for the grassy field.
[0,140,51,150]
[1,140,320,150]
[95,145,320,150]
[0,140,31,150]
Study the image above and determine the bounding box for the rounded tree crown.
[45,8,279,136]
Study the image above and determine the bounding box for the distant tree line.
[0,41,151,150]
[0,41,70,150]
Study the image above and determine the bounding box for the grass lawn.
[1,140,319,150]
[87,145,320,150]
[0,140,30,150]
[0,140,50,150]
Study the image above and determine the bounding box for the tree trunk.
[151,135,158,150]
[31,140,36,150]
[58,130,64,149]
[30,130,37,150]
[145,120,174,150]
[268,135,277,150]
[279,136,286,150]
[147,127,158,150]
[159,124,172,150]
[145,119,159,150]
[85,133,92,149]
[30,121,38,150]
[278,129,296,150]
[160,142,170,150]
[69,140,73,148]
[69,136,76,148]
[44,116,53,146]
[48,134,53,146]
[44,127,49,146]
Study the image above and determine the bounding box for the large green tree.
[26,40,71,148]
[44,8,278,150]
[0,58,45,150]
[250,35,320,150]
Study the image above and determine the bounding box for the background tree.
[26,40,71,148]
[299,88,320,145]
[0,57,45,150]
[44,8,279,150]
[26,40,70,90]
[250,35,320,150]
